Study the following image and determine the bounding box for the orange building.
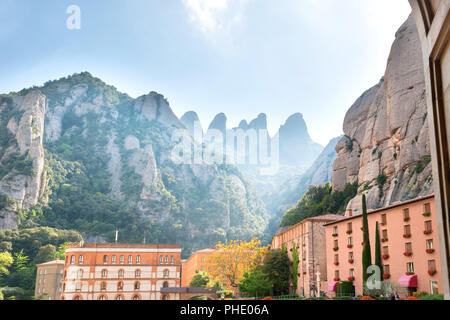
[181,247,218,287]
[35,259,65,300]
[271,214,344,297]
[325,194,443,297]
[61,242,182,300]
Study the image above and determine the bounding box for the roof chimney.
[346,209,353,217]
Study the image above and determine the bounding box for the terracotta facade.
[271,215,343,297]
[61,243,181,300]
[325,195,443,297]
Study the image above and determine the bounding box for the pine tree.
[374,221,384,278]
[292,241,299,292]
[362,194,372,286]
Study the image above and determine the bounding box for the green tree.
[189,272,210,288]
[260,249,290,296]
[291,242,299,292]
[238,269,272,298]
[55,242,69,261]
[362,195,372,288]
[34,244,56,265]
[0,251,13,277]
[374,221,383,278]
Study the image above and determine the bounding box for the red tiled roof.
[37,259,65,267]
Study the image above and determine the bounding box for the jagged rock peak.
[248,113,268,130]
[208,113,227,133]
[181,111,203,136]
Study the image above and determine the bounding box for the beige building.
[271,214,343,297]
[35,259,65,300]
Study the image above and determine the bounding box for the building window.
[425,220,433,232]
[430,281,439,295]
[160,256,163,264]
[77,269,83,279]
[381,214,387,225]
[163,281,169,288]
[70,255,75,265]
[404,225,411,236]
[347,223,352,233]
[79,255,84,265]
[135,269,141,278]
[101,282,106,291]
[137,255,141,264]
[334,254,339,263]
[74,296,81,300]
[382,230,388,241]
[428,260,436,272]
[117,282,123,291]
[335,270,340,280]
[333,226,338,236]
[424,203,431,215]
[407,263,414,274]
[76,282,81,292]
[384,265,390,276]
[134,281,140,291]
[403,208,410,220]
[348,237,353,245]
[120,255,124,264]
[133,295,140,300]
[128,255,133,264]
[101,269,108,278]
[383,246,389,255]
[350,269,355,277]
[103,255,108,264]
[201,257,205,263]
[349,252,354,260]
[112,255,117,264]
[118,269,124,278]
[426,239,434,250]
[163,269,169,278]
[165,256,169,264]
[99,295,106,300]
[405,243,412,254]
[116,295,123,300]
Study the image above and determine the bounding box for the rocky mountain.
[181,111,203,137]
[0,73,268,257]
[279,113,324,169]
[332,15,433,215]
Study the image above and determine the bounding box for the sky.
[0,0,412,146]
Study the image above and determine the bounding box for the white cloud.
[182,0,249,36]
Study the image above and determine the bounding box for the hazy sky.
[0,0,412,145]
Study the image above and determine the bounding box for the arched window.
[163,269,169,278]
[118,269,124,278]
[136,255,141,264]
[117,281,124,291]
[120,255,124,264]
[101,282,107,291]
[111,255,117,264]
[159,255,163,264]
[128,255,133,264]
[79,255,84,264]
[70,255,75,264]
[170,256,174,264]
[133,295,140,300]
[74,295,81,300]
[134,281,140,291]
[99,295,106,300]
[116,295,123,300]
[103,255,108,264]
[162,295,168,300]
[101,269,108,278]
[135,269,141,278]
[165,256,168,264]
[163,281,169,288]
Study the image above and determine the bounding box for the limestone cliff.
[0,73,268,256]
[332,15,433,214]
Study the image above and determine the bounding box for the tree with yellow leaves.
[208,238,269,289]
